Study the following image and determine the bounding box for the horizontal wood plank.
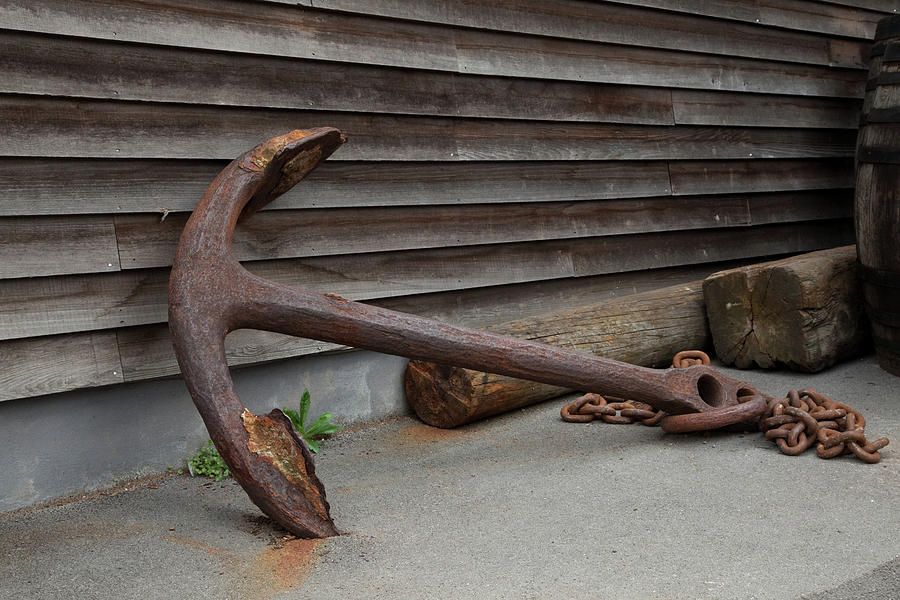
[756,0,882,39]
[0,0,870,93]
[0,159,673,216]
[0,331,123,402]
[271,0,868,68]
[3,191,851,279]
[454,28,865,98]
[816,0,900,13]
[0,158,856,218]
[114,259,783,382]
[668,158,855,195]
[453,120,856,161]
[0,220,854,341]
[601,0,880,39]
[0,30,673,125]
[0,96,454,161]
[0,216,121,279]
[0,97,858,161]
[599,0,760,23]
[115,196,754,269]
[747,190,853,224]
[0,0,460,72]
[566,220,852,276]
[116,190,850,270]
[671,90,861,129]
[0,269,169,342]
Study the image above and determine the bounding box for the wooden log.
[703,245,869,372]
[404,281,711,428]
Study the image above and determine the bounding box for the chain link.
[759,388,890,463]
[560,351,890,464]
[560,393,665,426]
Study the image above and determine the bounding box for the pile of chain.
[560,350,890,464]
[759,388,889,463]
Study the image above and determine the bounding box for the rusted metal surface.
[759,388,890,463]
[170,129,770,538]
[169,129,345,539]
[563,351,889,462]
[561,351,766,432]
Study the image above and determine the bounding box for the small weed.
[187,440,230,481]
[283,389,342,453]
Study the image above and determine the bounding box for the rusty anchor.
[168,128,767,538]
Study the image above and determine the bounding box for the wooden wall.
[0,0,888,402]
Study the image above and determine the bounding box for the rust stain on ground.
[392,421,477,445]
[238,538,323,598]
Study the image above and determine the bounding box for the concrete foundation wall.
[0,350,410,512]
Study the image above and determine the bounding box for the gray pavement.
[1,354,898,600]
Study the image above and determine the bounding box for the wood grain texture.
[0,159,673,216]
[0,30,674,125]
[3,190,850,281]
[454,120,856,161]
[0,216,121,279]
[756,0,881,39]
[817,0,900,13]
[116,261,753,383]
[0,220,853,342]
[0,331,123,402]
[597,0,760,23]
[856,122,900,163]
[0,96,857,161]
[855,163,900,273]
[600,0,881,39]
[271,0,868,68]
[871,64,900,119]
[747,190,853,225]
[1,158,858,217]
[671,90,861,128]
[0,96,455,161]
[0,269,168,342]
[0,0,459,71]
[0,0,870,91]
[454,28,865,98]
[855,158,900,375]
[668,158,855,195]
[703,245,868,372]
[114,196,753,270]
[405,281,711,428]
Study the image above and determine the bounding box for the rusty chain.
[561,350,890,464]
[759,388,890,463]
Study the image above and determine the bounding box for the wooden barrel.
[861,16,900,126]
[856,19,900,376]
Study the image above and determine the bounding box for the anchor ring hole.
[736,387,757,403]
[697,374,726,408]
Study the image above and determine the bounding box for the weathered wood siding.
[0,0,880,401]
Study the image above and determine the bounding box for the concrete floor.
[1,355,898,599]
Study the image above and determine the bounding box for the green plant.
[283,389,342,453]
[187,440,230,481]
